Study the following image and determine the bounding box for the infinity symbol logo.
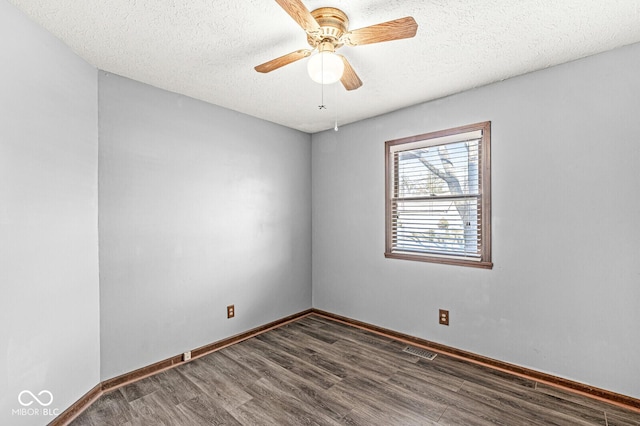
[18,390,54,407]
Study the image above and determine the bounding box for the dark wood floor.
[70,315,640,425]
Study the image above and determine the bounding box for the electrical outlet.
[227,304,235,319]
[439,309,449,326]
[183,351,191,361]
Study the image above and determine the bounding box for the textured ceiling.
[8,0,640,133]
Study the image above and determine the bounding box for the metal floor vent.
[403,346,437,360]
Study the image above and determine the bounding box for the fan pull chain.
[315,54,338,132]
[318,83,326,109]
[318,52,326,109]
[334,81,339,131]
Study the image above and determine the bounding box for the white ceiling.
[8,0,640,133]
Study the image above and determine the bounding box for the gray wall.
[312,42,640,398]
[0,2,100,425]
[98,73,312,380]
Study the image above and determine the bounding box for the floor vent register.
[403,346,438,360]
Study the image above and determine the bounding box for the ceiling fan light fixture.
[256,2,417,91]
[307,51,344,84]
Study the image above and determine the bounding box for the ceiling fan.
[255,0,418,91]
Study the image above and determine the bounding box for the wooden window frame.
[385,121,492,269]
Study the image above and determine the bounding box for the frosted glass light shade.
[307,51,344,84]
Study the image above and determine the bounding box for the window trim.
[384,121,492,269]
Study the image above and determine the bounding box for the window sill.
[384,251,493,269]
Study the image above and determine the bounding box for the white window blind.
[385,122,492,268]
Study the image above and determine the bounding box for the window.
[385,121,492,268]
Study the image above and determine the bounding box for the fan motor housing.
[307,7,349,48]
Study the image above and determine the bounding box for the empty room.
[1,0,639,425]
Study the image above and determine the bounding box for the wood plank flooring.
[70,315,640,425]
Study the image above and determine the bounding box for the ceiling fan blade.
[341,16,418,46]
[275,0,321,36]
[255,49,312,73]
[338,55,363,91]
